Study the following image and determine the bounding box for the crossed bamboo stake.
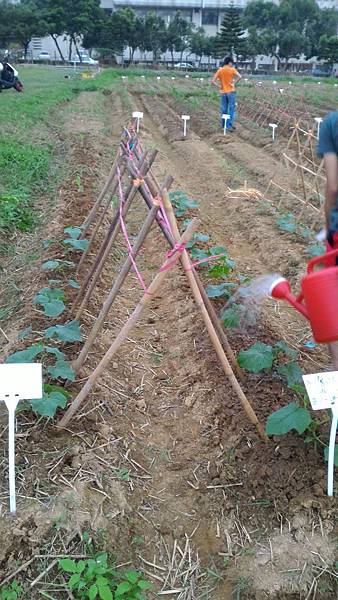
[58,130,268,442]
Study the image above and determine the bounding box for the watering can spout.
[269,277,309,320]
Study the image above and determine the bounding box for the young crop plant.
[169,190,198,217]
[59,553,152,600]
[237,340,338,464]
[0,581,21,600]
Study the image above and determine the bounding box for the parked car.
[37,51,51,61]
[174,62,194,70]
[312,67,332,77]
[69,54,98,65]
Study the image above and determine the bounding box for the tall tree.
[189,27,209,66]
[142,13,166,63]
[165,12,192,64]
[11,0,47,60]
[318,34,338,65]
[216,1,246,59]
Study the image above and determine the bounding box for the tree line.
[0,0,337,67]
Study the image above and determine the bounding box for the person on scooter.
[317,110,338,369]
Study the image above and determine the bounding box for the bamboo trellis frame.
[56,122,268,441]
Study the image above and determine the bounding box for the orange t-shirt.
[215,65,238,93]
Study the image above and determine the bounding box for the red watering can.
[270,249,338,343]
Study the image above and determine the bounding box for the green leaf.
[6,343,44,363]
[88,584,98,600]
[18,325,32,340]
[47,360,75,381]
[44,382,71,398]
[68,278,80,289]
[98,587,113,600]
[137,580,152,590]
[307,243,326,257]
[274,340,298,359]
[125,571,139,584]
[44,346,65,360]
[96,577,109,586]
[276,215,296,233]
[189,248,209,262]
[266,402,312,436]
[221,305,242,328]
[115,581,131,596]
[59,558,77,573]
[33,287,66,317]
[277,362,303,388]
[42,260,60,270]
[64,238,88,251]
[207,263,232,278]
[194,232,210,243]
[64,225,82,239]
[237,342,273,373]
[209,245,227,256]
[44,320,82,342]
[205,282,236,299]
[324,445,338,466]
[69,573,81,587]
[76,560,86,574]
[30,391,68,418]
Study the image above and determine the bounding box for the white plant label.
[132,111,144,133]
[222,114,230,135]
[0,363,43,514]
[181,115,190,137]
[314,117,323,140]
[303,372,338,411]
[269,123,278,141]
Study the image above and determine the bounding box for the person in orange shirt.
[212,56,241,131]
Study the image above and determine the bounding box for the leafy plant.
[44,320,82,342]
[63,226,88,251]
[169,190,198,217]
[0,192,35,234]
[221,304,243,328]
[307,243,326,257]
[33,287,66,317]
[59,553,151,600]
[205,282,236,299]
[266,402,312,435]
[237,342,274,373]
[276,213,296,233]
[0,581,22,600]
[186,231,210,249]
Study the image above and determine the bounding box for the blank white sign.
[0,363,43,401]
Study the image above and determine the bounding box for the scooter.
[0,56,23,92]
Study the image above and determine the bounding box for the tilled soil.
[0,81,337,600]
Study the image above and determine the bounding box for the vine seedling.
[59,553,152,600]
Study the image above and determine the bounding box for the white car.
[37,51,51,61]
[69,54,98,65]
[174,62,194,70]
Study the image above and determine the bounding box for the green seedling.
[0,581,22,600]
[59,553,152,600]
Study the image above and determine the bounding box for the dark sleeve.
[317,115,336,157]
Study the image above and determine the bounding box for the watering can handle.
[307,249,338,274]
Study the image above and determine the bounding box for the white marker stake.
[273,80,277,85]
[171,76,175,80]
[269,123,278,141]
[185,75,189,78]
[335,84,338,87]
[200,78,204,82]
[181,115,190,137]
[132,111,144,133]
[244,78,248,83]
[279,88,284,94]
[314,117,323,140]
[0,363,43,514]
[318,81,322,85]
[222,114,230,135]
[303,371,338,496]
[141,75,145,79]
[156,76,161,80]
[288,81,292,85]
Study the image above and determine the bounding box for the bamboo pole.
[58,218,200,427]
[81,151,121,236]
[73,205,159,373]
[161,190,269,443]
[72,150,157,315]
[77,163,127,271]
[124,161,243,378]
